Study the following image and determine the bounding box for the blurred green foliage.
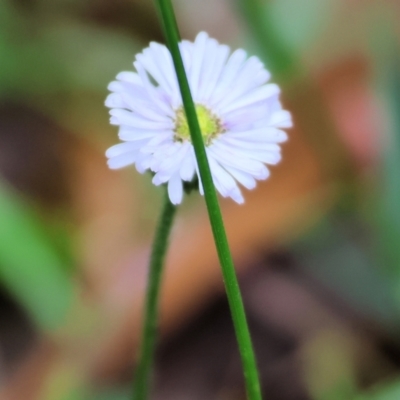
[0,0,141,132]
[0,0,67,97]
[267,0,336,55]
[356,380,400,400]
[0,0,142,330]
[0,181,74,330]
[374,47,400,281]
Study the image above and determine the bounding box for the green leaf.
[0,182,75,330]
[267,0,336,54]
[355,380,400,400]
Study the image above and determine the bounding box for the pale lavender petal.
[210,49,247,106]
[189,32,209,98]
[219,136,281,152]
[110,109,173,130]
[201,44,230,103]
[219,84,280,115]
[107,152,138,169]
[269,110,293,128]
[222,166,257,190]
[106,141,146,158]
[216,56,269,110]
[134,61,175,117]
[168,173,184,205]
[227,128,288,143]
[208,154,244,203]
[116,71,142,85]
[209,143,270,178]
[118,127,167,141]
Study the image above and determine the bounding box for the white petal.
[210,48,247,106]
[201,44,230,102]
[136,45,179,108]
[168,173,183,205]
[157,149,189,180]
[196,38,219,101]
[108,81,125,93]
[137,51,172,94]
[105,93,126,109]
[106,141,146,158]
[219,84,280,115]
[110,109,173,130]
[209,143,270,177]
[121,93,172,122]
[108,81,148,102]
[208,153,244,203]
[107,152,138,169]
[135,152,153,173]
[269,110,293,128]
[140,133,173,153]
[134,61,175,117]
[179,148,196,181]
[149,42,181,107]
[153,167,177,184]
[220,136,281,152]
[118,127,165,141]
[189,32,209,98]
[116,71,142,85]
[221,100,268,127]
[223,166,257,190]
[227,128,288,143]
[214,141,282,165]
[216,56,268,110]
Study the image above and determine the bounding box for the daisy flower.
[105,32,292,205]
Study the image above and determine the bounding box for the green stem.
[154,1,262,399]
[133,188,176,400]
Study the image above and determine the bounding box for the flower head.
[105,32,292,205]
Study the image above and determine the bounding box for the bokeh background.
[0,0,400,399]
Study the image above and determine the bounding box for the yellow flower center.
[174,105,223,145]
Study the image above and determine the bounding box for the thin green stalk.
[154,1,262,399]
[133,188,176,400]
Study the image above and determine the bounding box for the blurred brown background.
[0,0,400,399]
